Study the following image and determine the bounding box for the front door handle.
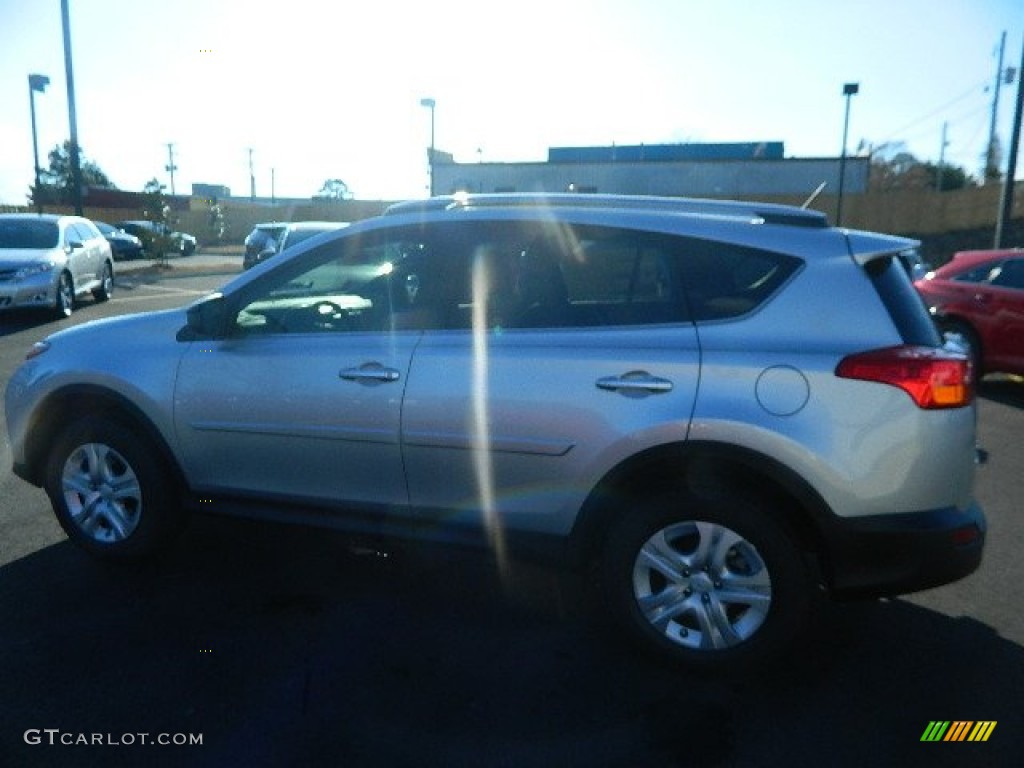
[596,371,674,395]
[340,363,401,383]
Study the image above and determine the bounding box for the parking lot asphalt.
[113,250,244,279]
[1,268,1022,767]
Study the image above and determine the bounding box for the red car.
[915,248,1024,376]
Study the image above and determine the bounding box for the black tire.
[44,417,185,561]
[53,271,74,319]
[92,261,114,302]
[602,491,810,670]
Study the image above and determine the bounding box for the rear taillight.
[835,345,973,409]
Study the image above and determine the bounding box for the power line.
[875,78,990,147]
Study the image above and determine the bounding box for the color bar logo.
[921,721,997,742]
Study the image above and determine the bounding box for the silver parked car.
[5,194,985,669]
[243,221,349,269]
[0,213,115,318]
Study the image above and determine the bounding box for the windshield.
[281,227,338,250]
[0,220,59,249]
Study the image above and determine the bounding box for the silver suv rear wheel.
[631,520,772,650]
[603,491,810,667]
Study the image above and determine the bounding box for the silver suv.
[5,194,985,668]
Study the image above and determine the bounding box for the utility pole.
[986,31,1007,183]
[165,142,177,195]
[936,122,948,192]
[995,34,1023,248]
[248,148,255,201]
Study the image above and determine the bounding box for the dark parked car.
[116,220,197,257]
[915,248,1024,376]
[94,221,144,260]
[277,221,349,255]
[243,221,349,269]
[243,222,288,269]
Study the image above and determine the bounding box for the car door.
[78,221,106,284]
[985,256,1024,373]
[173,231,423,511]
[66,222,99,288]
[400,220,702,540]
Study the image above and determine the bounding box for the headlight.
[14,262,54,280]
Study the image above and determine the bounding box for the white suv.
[5,194,985,668]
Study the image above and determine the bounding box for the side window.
[989,259,1024,290]
[952,265,997,284]
[231,229,433,335]
[681,240,802,322]
[68,223,96,246]
[440,224,691,330]
[79,222,101,241]
[553,230,685,327]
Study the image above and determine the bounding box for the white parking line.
[119,281,210,295]
[112,282,211,303]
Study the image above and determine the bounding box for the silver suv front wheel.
[44,416,185,560]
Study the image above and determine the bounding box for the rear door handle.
[596,372,673,395]
[340,363,401,383]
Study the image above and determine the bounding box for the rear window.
[677,240,803,322]
[281,227,339,251]
[866,254,941,346]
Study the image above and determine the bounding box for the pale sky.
[0,0,1020,205]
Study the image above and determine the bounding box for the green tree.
[141,178,175,264]
[207,199,226,243]
[30,141,116,205]
[313,178,352,201]
[920,162,975,192]
[983,136,1003,183]
[869,144,974,192]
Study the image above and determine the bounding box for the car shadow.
[0,516,1019,768]
[0,309,64,337]
[978,376,1024,410]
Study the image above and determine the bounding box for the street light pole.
[420,97,436,196]
[28,73,49,214]
[837,82,860,227]
[61,0,84,216]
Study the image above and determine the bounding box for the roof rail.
[384,193,830,228]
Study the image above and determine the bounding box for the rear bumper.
[823,502,986,598]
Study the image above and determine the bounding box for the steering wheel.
[310,300,348,330]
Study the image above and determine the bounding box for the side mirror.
[66,240,83,251]
[178,292,227,341]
